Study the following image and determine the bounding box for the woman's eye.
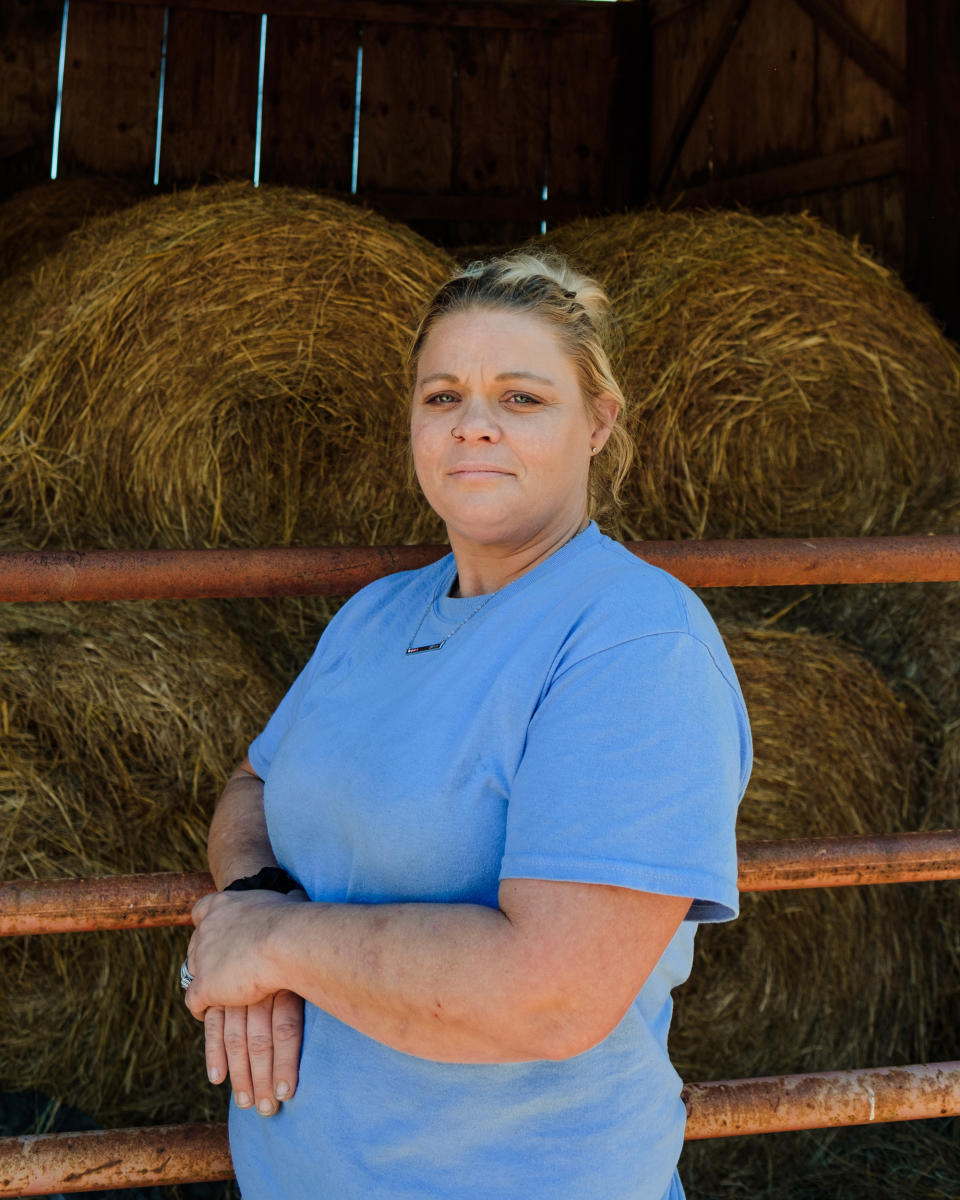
[425,392,459,405]
[507,393,541,406]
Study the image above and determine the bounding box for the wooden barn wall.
[0,0,644,247]
[650,0,908,271]
[0,0,64,195]
[905,1,960,343]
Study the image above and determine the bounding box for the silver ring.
[180,958,194,990]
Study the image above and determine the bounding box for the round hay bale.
[936,720,960,810]
[0,599,284,1126]
[681,1117,960,1199]
[673,624,953,1196]
[0,600,283,863]
[0,175,147,281]
[540,209,960,539]
[0,176,149,385]
[671,626,935,1087]
[791,578,960,728]
[0,181,453,551]
[779,502,960,727]
[932,719,960,1040]
[211,593,347,688]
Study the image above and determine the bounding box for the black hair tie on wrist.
[223,866,301,894]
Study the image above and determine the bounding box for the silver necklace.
[405,585,493,655]
[405,524,589,655]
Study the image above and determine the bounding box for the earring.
[590,446,599,455]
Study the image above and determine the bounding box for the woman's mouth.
[447,462,512,478]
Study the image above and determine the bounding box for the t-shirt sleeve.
[499,631,750,923]
[247,646,323,779]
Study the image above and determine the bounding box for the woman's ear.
[591,393,620,450]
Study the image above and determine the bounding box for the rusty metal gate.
[1,534,959,1194]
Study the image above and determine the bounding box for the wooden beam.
[662,136,905,208]
[652,0,752,195]
[58,1,165,177]
[0,135,36,162]
[81,0,610,33]
[352,189,598,223]
[602,1,650,211]
[648,0,703,25]
[905,0,960,341]
[791,0,907,104]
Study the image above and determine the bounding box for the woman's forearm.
[269,897,542,1062]
[188,881,690,1064]
[207,760,277,890]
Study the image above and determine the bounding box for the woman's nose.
[451,397,501,442]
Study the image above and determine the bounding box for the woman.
[183,252,752,1199]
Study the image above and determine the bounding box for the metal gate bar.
[681,1061,960,1139]
[0,1122,232,1197]
[1,534,959,601]
[1,1062,957,1195]
[3,830,958,937]
[2,540,956,1194]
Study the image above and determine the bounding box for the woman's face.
[410,307,617,550]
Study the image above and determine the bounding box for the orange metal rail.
[681,1061,960,1139]
[0,1123,232,1196]
[2,830,958,936]
[1,534,959,601]
[2,538,956,1193]
[735,829,960,891]
[1,1063,957,1194]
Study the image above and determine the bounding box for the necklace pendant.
[405,640,445,655]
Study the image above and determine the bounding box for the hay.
[0,599,284,1126]
[540,209,960,539]
[0,181,453,551]
[671,626,936,1086]
[681,1117,960,1199]
[0,176,148,384]
[0,175,147,281]
[672,624,956,1195]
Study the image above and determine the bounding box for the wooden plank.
[447,25,553,244]
[650,0,730,186]
[834,174,905,270]
[905,0,960,341]
[665,136,905,208]
[769,176,906,271]
[0,0,63,174]
[833,0,905,68]
[0,135,37,160]
[259,15,357,190]
[652,0,751,193]
[454,26,550,197]
[675,0,818,186]
[83,0,610,35]
[792,0,907,102]
[353,190,596,223]
[357,23,456,194]
[547,26,614,204]
[159,7,260,182]
[649,0,704,25]
[815,0,905,157]
[58,0,164,177]
[601,0,650,212]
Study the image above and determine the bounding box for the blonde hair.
[407,250,632,510]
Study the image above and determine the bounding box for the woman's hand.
[185,889,309,1114]
[202,993,304,1116]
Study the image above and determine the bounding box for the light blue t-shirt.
[235,523,751,1200]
